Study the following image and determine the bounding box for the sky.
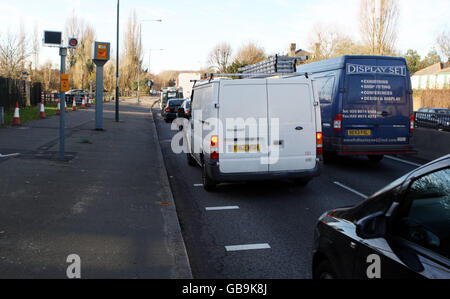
[0,0,448,74]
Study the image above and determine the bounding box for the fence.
[0,76,42,112]
[415,111,450,131]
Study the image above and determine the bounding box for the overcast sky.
[0,0,448,74]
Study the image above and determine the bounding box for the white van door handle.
[295,126,304,131]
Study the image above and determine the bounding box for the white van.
[186,76,323,191]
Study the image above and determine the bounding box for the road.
[152,108,425,279]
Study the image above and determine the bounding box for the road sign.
[68,38,79,48]
[44,31,62,45]
[61,74,70,92]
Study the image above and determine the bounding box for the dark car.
[313,154,450,279]
[177,100,191,119]
[164,99,185,123]
[416,108,450,131]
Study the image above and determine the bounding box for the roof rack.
[238,55,307,74]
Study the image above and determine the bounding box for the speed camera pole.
[59,47,67,160]
[93,42,111,131]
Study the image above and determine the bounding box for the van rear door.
[267,79,317,172]
[218,80,269,174]
[343,58,411,147]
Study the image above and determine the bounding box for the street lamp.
[115,0,120,122]
[137,19,162,104]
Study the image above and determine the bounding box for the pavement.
[0,97,192,279]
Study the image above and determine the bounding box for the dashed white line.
[0,153,20,158]
[206,206,240,211]
[225,243,271,252]
[334,181,369,199]
[193,184,204,187]
[385,155,422,167]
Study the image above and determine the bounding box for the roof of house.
[414,62,450,75]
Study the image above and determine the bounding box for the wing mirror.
[356,212,387,239]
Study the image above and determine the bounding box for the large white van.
[185,76,323,191]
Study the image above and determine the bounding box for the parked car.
[164,99,185,123]
[186,76,323,191]
[416,108,450,131]
[313,154,450,279]
[296,55,417,163]
[177,100,191,119]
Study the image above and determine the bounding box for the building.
[411,62,450,90]
[288,43,311,65]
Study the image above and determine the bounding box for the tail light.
[211,135,219,160]
[410,115,415,133]
[333,114,343,133]
[165,107,171,112]
[316,132,323,156]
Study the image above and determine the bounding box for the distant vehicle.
[313,154,450,279]
[296,55,417,163]
[66,90,89,105]
[177,73,201,100]
[186,76,323,191]
[177,100,191,119]
[416,108,450,131]
[164,99,185,123]
[160,88,183,111]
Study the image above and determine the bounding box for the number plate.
[232,145,261,153]
[348,130,372,136]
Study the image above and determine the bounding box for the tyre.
[202,162,216,192]
[313,260,337,280]
[368,155,384,163]
[187,154,197,167]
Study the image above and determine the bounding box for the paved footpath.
[0,98,192,279]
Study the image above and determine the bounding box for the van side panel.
[218,80,269,174]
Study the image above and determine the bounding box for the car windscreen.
[168,92,178,98]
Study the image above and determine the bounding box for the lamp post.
[115,0,120,122]
[137,19,162,104]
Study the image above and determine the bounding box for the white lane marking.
[206,206,240,211]
[225,243,271,252]
[193,184,204,187]
[0,153,20,158]
[385,155,422,167]
[334,181,368,199]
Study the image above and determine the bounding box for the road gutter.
[149,107,193,279]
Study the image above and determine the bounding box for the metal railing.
[415,112,450,131]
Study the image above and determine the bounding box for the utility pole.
[115,0,120,122]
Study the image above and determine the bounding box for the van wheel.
[202,163,216,192]
[368,155,384,163]
[313,260,337,280]
[187,154,197,167]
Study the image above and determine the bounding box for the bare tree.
[208,42,232,73]
[436,29,450,62]
[359,0,399,55]
[235,41,266,65]
[32,23,40,71]
[120,10,143,92]
[0,28,30,79]
[308,23,362,61]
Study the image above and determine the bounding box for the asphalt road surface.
[152,108,425,279]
